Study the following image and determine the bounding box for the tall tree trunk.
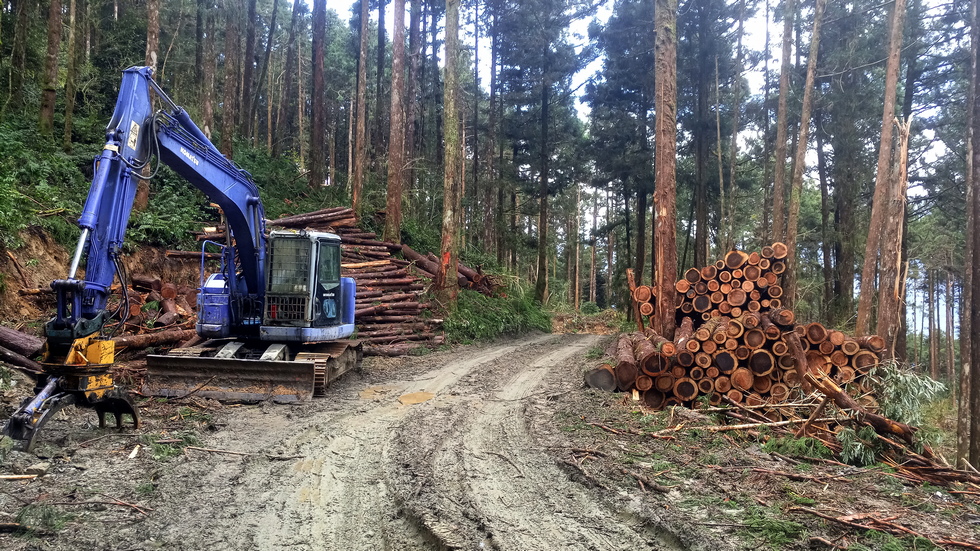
[725,0,746,250]
[653,0,678,340]
[197,0,206,86]
[968,26,980,463]
[310,0,326,189]
[816,108,833,318]
[783,0,826,310]
[273,0,301,157]
[63,0,79,151]
[511,183,519,270]
[297,33,305,167]
[693,4,709,268]
[590,191,598,304]
[375,0,388,154]
[241,0,257,138]
[384,0,408,244]
[960,0,976,466]
[250,0,279,137]
[771,0,796,242]
[435,0,463,306]
[144,0,159,74]
[575,185,581,309]
[39,0,63,135]
[896,7,921,362]
[856,0,908,336]
[406,0,422,199]
[133,0,160,212]
[9,0,34,110]
[929,269,938,379]
[221,0,241,156]
[760,0,773,242]
[487,12,499,255]
[876,118,911,358]
[268,54,275,152]
[202,2,217,137]
[533,69,552,304]
[947,269,956,381]
[635,182,647,284]
[352,0,370,212]
[606,186,614,308]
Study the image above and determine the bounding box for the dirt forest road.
[135,332,686,551]
[0,332,718,551]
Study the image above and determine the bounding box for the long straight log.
[355,293,420,305]
[355,302,425,317]
[269,207,354,226]
[355,327,425,338]
[342,260,392,269]
[356,315,431,323]
[341,236,403,250]
[358,332,437,344]
[0,344,42,376]
[111,329,196,350]
[348,270,410,281]
[0,326,44,357]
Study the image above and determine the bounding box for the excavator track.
[144,340,362,402]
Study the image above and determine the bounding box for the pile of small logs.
[6,275,197,375]
[338,240,446,357]
[587,243,887,412]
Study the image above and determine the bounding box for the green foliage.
[870,360,946,427]
[762,436,832,460]
[401,217,442,259]
[838,426,886,467]
[0,365,12,391]
[0,120,94,247]
[585,346,604,360]
[141,431,201,461]
[15,504,73,534]
[580,301,601,315]
[445,288,551,343]
[740,509,807,548]
[860,529,939,551]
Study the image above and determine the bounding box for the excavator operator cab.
[259,230,356,342]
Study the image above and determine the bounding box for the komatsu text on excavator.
[4,67,361,450]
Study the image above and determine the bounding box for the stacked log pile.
[587,243,886,412]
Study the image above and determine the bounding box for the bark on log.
[131,274,162,292]
[0,344,43,375]
[804,371,923,449]
[585,365,618,391]
[0,326,44,357]
[111,329,196,350]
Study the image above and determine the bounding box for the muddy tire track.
[121,333,695,550]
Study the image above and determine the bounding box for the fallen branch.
[47,498,150,516]
[805,371,924,451]
[621,467,673,493]
[487,451,525,477]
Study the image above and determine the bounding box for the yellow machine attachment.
[3,334,139,451]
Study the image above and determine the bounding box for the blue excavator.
[4,67,361,450]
